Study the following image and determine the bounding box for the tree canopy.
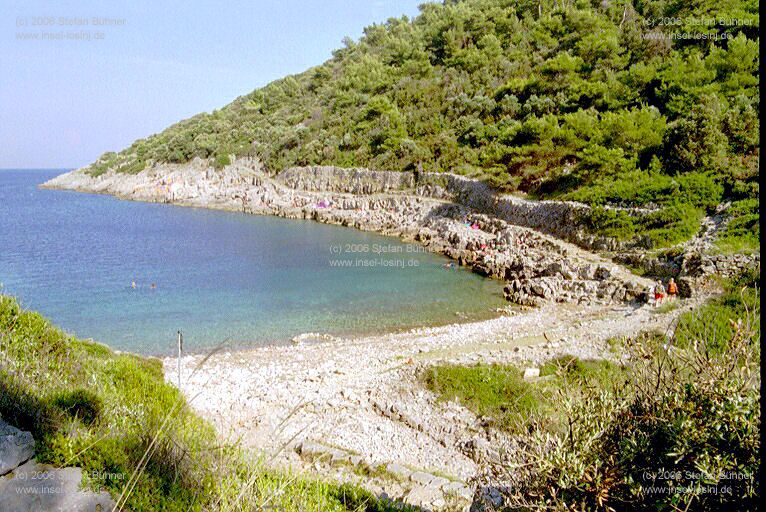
[91,0,759,249]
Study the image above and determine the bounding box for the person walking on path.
[654,280,666,306]
[667,277,678,301]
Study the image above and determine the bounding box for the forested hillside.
[90,0,759,249]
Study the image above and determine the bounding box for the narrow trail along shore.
[162,298,701,509]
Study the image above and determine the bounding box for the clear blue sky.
[0,0,425,169]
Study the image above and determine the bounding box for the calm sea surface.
[0,170,505,355]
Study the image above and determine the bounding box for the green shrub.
[675,172,724,210]
[121,158,147,175]
[214,152,231,169]
[566,170,678,206]
[86,152,118,177]
[52,389,102,425]
[498,338,760,510]
[641,202,704,248]
[583,207,637,241]
[716,199,760,254]
[494,273,761,511]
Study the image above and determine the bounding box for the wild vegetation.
[423,356,625,432]
[0,295,413,511]
[425,269,760,510]
[86,0,759,249]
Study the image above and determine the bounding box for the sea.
[0,169,506,355]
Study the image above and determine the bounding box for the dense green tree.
[663,94,730,174]
[89,0,759,249]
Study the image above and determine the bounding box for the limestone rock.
[385,462,411,480]
[405,484,443,508]
[444,481,474,501]
[410,471,434,485]
[0,460,116,512]
[523,368,540,380]
[0,419,34,476]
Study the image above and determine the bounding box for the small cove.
[1,169,506,355]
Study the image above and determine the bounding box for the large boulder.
[676,276,696,298]
[0,460,116,512]
[0,419,34,476]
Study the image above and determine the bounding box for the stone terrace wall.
[276,166,621,251]
[277,166,415,194]
[427,174,610,248]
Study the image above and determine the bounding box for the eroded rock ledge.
[0,416,115,511]
[42,158,672,306]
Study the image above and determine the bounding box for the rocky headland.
[43,158,670,308]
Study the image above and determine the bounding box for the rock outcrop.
[41,160,672,307]
[0,419,34,476]
[296,440,474,510]
[279,166,415,194]
[0,460,117,512]
[0,417,117,511]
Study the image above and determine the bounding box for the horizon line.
[0,168,75,171]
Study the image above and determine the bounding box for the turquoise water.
[0,170,505,355]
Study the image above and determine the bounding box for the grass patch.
[0,295,411,511]
[540,355,626,389]
[422,364,546,431]
[673,268,760,355]
[422,357,624,433]
[652,300,680,314]
[715,199,760,254]
[353,463,406,483]
[606,336,625,354]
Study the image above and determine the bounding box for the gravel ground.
[163,298,701,486]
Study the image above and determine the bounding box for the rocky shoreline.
[43,158,659,308]
[0,417,115,511]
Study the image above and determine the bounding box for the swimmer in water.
[131,281,137,289]
[150,283,156,290]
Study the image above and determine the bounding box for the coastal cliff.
[44,160,757,305]
[44,159,666,307]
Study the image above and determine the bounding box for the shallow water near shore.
[1,169,506,355]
